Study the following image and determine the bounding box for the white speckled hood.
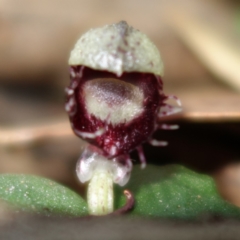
[69,21,164,77]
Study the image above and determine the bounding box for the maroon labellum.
[66,66,168,161]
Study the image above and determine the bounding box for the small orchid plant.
[65,21,181,215]
[0,22,239,220]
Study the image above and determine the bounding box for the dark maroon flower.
[65,21,181,188]
[66,66,166,156]
[65,21,181,215]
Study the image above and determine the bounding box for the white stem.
[87,168,113,215]
[76,145,132,215]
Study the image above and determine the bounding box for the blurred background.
[0,0,240,205]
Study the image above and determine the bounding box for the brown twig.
[0,120,72,147]
[1,110,240,148]
[181,112,240,122]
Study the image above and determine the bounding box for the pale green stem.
[87,168,113,215]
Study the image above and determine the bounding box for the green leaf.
[115,164,240,219]
[0,174,87,216]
